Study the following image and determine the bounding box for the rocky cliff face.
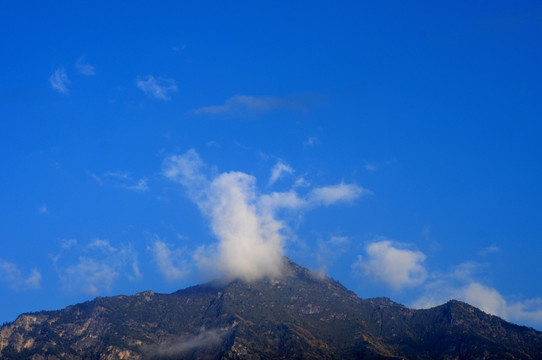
[1,259,541,359]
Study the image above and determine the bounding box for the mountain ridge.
[1,258,541,359]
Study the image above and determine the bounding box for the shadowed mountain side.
[1,259,541,359]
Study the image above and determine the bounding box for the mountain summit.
[1,259,541,359]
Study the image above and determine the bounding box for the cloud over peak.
[163,149,368,283]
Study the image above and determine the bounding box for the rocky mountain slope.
[1,259,541,359]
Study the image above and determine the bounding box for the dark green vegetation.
[1,259,541,359]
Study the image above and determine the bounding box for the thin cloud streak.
[192,94,305,116]
[49,67,70,94]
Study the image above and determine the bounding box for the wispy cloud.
[353,240,427,290]
[268,161,294,186]
[89,170,149,192]
[315,236,350,276]
[163,149,368,282]
[144,328,230,357]
[0,259,41,290]
[49,67,70,94]
[136,75,177,100]
[54,239,140,295]
[478,245,501,256]
[303,136,320,147]
[192,94,304,117]
[149,240,189,282]
[75,57,95,76]
[364,163,377,171]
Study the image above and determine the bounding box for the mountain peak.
[1,260,541,359]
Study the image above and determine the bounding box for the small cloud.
[104,170,130,179]
[172,44,187,53]
[149,240,189,282]
[75,57,95,76]
[303,136,320,147]
[87,238,117,253]
[124,178,149,192]
[479,245,501,256]
[206,140,221,148]
[0,259,41,290]
[353,240,427,290]
[49,67,70,94]
[268,161,294,186]
[192,94,304,117]
[293,176,310,188]
[364,163,377,171]
[145,328,229,357]
[39,204,48,214]
[136,75,177,101]
[309,182,369,206]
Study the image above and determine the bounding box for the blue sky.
[1,1,542,329]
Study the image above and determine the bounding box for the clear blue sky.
[1,1,541,329]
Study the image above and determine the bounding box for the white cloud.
[199,171,286,282]
[192,95,304,116]
[75,57,95,76]
[136,75,177,100]
[268,161,294,186]
[309,182,368,206]
[149,240,189,282]
[163,150,368,283]
[49,67,70,94]
[55,240,140,295]
[0,259,41,290]
[353,240,427,290]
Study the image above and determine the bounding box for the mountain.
[1,258,541,359]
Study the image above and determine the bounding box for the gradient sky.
[1,1,542,330]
